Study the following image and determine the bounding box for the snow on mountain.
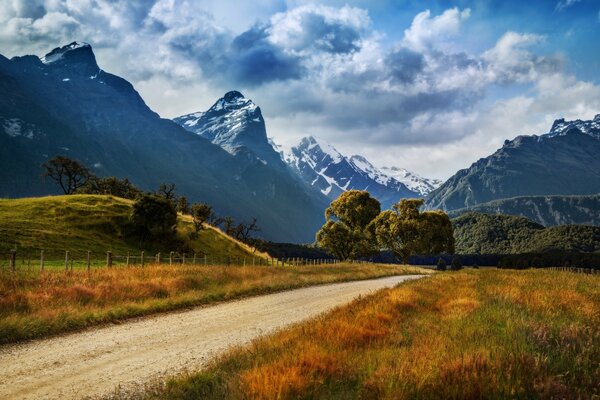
[547,114,600,138]
[380,166,443,197]
[274,136,439,208]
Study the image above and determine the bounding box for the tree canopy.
[42,155,92,194]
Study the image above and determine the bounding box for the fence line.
[1,250,374,272]
[545,266,598,274]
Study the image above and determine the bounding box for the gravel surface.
[0,275,423,400]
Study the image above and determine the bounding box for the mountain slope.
[426,115,600,211]
[448,193,600,227]
[0,195,263,259]
[0,42,325,242]
[453,212,600,254]
[280,136,435,209]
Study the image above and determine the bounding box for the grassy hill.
[0,195,265,261]
[453,212,600,254]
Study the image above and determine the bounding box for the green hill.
[453,212,600,254]
[0,195,265,262]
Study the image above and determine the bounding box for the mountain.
[426,115,600,211]
[173,91,284,168]
[448,194,600,227]
[0,42,325,243]
[453,212,600,254]
[277,136,439,209]
[379,166,442,197]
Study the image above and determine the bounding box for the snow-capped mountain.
[380,166,443,197]
[277,136,439,209]
[547,114,600,138]
[174,91,282,166]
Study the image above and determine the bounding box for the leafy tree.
[191,203,213,232]
[436,258,447,271]
[78,176,142,199]
[176,196,190,214]
[371,198,454,264]
[42,155,93,194]
[316,190,381,260]
[451,255,463,271]
[130,194,177,241]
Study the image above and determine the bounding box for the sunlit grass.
[0,263,428,345]
[149,269,600,399]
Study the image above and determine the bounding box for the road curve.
[0,275,423,400]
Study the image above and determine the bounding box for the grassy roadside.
[147,269,600,399]
[0,263,429,345]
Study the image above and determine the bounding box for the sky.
[1,0,600,179]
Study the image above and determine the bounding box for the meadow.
[145,269,600,399]
[0,263,428,345]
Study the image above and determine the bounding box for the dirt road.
[0,275,422,399]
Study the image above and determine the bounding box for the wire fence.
[0,249,373,273]
[544,266,599,274]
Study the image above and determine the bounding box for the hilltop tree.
[130,194,177,242]
[316,190,381,260]
[156,183,177,201]
[191,203,213,232]
[371,199,454,264]
[78,176,142,199]
[176,196,190,214]
[42,155,93,194]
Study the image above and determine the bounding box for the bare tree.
[156,183,177,200]
[42,155,93,194]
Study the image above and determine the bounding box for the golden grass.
[0,263,428,344]
[149,269,600,399]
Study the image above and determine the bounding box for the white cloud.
[402,7,471,52]
[555,0,581,12]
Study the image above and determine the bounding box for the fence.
[1,250,373,272]
[544,266,599,274]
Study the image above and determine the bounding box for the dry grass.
[149,269,600,399]
[0,263,428,345]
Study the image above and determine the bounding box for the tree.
[42,155,93,194]
[232,218,261,241]
[191,203,213,232]
[451,255,463,271]
[436,258,447,271]
[176,196,190,214]
[316,190,381,260]
[371,199,454,264]
[156,183,177,201]
[78,176,142,199]
[130,194,177,241]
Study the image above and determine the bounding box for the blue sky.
[1,0,599,179]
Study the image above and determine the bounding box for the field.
[0,263,428,345]
[0,195,264,262]
[147,269,600,399]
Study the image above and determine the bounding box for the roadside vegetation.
[0,263,429,344]
[148,269,600,399]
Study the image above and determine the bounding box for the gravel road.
[0,275,423,400]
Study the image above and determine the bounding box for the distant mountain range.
[175,93,441,210]
[0,42,326,243]
[448,194,600,227]
[426,115,600,217]
[269,136,440,209]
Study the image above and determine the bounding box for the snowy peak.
[278,136,439,207]
[39,42,99,74]
[547,115,600,138]
[380,166,443,197]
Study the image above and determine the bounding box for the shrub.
[130,194,177,242]
[451,255,463,271]
[436,258,447,271]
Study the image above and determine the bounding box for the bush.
[436,258,447,271]
[130,195,177,242]
[451,255,463,271]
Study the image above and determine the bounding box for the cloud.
[555,0,581,12]
[402,7,471,52]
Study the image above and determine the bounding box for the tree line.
[42,155,262,244]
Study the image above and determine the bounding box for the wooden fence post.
[157,252,161,264]
[205,255,207,265]
[106,251,113,268]
[65,251,69,271]
[9,250,16,272]
[169,251,173,265]
[141,251,145,267]
[182,253,186,265]
[40,250,44,271]
[126,252,130,267]
[87,251,91,272]
[193,252,197,264]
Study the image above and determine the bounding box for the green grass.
[0,195,264,263]
[0,263,429,344]
[146,269,600,399]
